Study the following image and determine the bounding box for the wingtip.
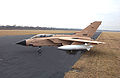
[99,42,105,44]
[94,21,102,23]
[102,42,106,44]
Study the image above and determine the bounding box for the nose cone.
[16,40,26,46]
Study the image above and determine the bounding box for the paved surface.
[0,32,101,78]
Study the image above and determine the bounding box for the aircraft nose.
[16,40,26,46]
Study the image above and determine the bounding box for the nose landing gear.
[37,46,42,55]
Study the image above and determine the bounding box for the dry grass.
[64,32,120,78]
[0,30,77,36]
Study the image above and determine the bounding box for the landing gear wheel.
[66,50,78,55]
[66,50,73,54]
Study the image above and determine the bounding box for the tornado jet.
[16,21,104,52]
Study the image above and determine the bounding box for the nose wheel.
[37,46,42,55]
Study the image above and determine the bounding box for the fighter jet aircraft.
[16,21,104,53]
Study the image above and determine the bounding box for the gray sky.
[0,0,120,30]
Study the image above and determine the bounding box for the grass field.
[0,30,77,36]
[64,32,120,78]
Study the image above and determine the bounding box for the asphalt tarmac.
[0,32,101,78]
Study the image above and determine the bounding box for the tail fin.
[75,21,102,37]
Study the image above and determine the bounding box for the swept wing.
[58,37,104,44]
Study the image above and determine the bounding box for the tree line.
[0,25,80,30]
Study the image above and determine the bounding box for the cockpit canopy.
[31,34,54,38]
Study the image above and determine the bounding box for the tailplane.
[75,21,102,37]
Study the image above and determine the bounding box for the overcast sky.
[0,0,120,30]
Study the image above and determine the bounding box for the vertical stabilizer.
[75,21,102,37]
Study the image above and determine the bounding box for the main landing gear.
[66,50,78,55]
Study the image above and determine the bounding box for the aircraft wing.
[59,37,104,44]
